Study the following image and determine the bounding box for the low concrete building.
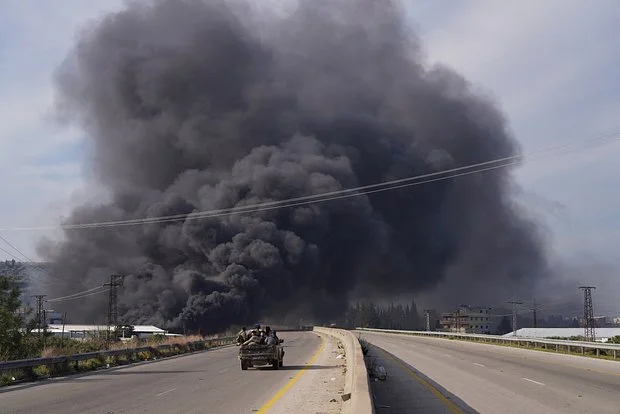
[440,305,492,334]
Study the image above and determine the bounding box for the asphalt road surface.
[360,331,620,414]
[0,332,325,414]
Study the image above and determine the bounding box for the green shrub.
[136,351,151,361]
[1,374,13,387]
[79,358,105,371]
[608,335,620,344]
[33,365,50,377]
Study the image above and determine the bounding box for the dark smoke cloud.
[40,0,550,332]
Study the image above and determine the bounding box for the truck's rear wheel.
[241,360,248,370]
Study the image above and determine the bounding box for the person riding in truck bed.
[241,325,279,346]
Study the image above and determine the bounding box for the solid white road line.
[522,378,545,386]
[472,362,485,367]
[155,388,177,396]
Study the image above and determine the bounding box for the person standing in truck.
[236,327,248,344]
[266,331,278,346]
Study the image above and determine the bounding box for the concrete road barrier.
[314,327,374,414]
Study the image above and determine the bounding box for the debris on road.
[374,366,387,381]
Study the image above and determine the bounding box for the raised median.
[314,327,374,414]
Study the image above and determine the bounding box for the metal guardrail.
[266,325,314,332]
[0,336,236,373]
[356,328,620,359]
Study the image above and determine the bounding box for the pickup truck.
[239,340,284,370]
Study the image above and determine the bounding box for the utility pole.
[42,308,55,347]
[508,300,523,336]
[104,274,124,348]
[579,286,596,342]
[424,310,432,331]
[455,308,461,333]
[32,295,46,338]
[62,312,67,343]
[531,300,538,329]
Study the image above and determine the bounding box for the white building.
[505,327,620,342]
[45,324,166,340]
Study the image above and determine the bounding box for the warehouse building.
[505,327,620,342]
[45,324,166,340]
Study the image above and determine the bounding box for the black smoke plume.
[40,0,550,332]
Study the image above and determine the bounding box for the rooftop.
[504,327,620,341]
[47,324,165,334]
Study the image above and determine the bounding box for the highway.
[361,331,620,414]
[0,331,345,414]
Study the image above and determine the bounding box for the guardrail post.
[614,349,617,359]
[596,348,600,357]
[581,346,584,355]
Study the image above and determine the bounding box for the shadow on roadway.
[250,364,333,371]
[279,364,334,371]
[367,344,478,414]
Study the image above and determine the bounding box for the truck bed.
[239,344,283,370]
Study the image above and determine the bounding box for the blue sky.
[0,1,618,312]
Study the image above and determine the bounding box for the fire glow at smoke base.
[40,0,550,332]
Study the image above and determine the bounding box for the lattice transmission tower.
[579,286,596,342]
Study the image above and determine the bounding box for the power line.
[0,244,21,261]
[0,233,36,262]
[490,312,524,317]
[47,286,108,302]
[0,233,69,284]
[50,289,108,302]
[0,246,57,287]
[2,129,620,232]
[5,160,526,230]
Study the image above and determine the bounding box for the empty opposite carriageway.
[360,330,620,414]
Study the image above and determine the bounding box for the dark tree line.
[344,301,422,330]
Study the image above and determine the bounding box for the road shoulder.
[265,332,346,414]
[365,343,476,414]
